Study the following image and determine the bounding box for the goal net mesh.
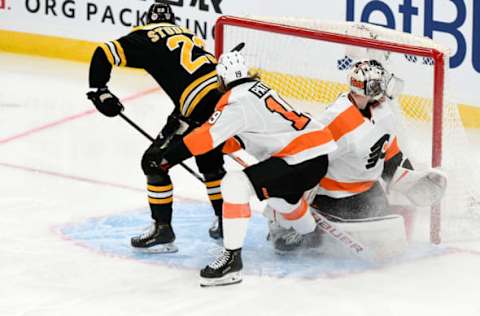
[216,16,480,244]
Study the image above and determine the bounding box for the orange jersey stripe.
[320,177,374,193]
[328,105,365,141]
[385,137,400,161]
[273,128,333,157]
[223,202,251,219]
[183,125,214,155]
[215,90,232,111]
[282,199,308,221]
[222,137,242,154]
[184,90,233,155]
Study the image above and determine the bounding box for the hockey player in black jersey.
[87,2,225,252]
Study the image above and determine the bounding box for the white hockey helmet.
[348,59,387,100]
[216,51,249,87]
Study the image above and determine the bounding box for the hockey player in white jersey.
[268,59,447,255]
[151,50,338,286]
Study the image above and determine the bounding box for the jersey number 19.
[265,96,310,130]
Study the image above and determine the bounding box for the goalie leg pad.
[313,211,408,261]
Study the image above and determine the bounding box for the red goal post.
[214,15,469,244]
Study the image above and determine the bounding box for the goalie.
[267,59,448,255]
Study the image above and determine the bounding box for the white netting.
[219,16,480,243]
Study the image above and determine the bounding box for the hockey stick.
[120,112,249,171]
[230,42,245,52]
[118,112,204,182]
[227,153,249,168]
[311,211,374,262]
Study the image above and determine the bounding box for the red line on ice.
[0,161,145,193]
[0,86,161,145]
[0,161,202,203]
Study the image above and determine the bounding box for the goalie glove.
[388,167,447,207]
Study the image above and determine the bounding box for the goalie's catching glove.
[87,87,124,117]
[389,167,447,207]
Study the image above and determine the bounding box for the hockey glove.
[87,87,124,117]
[161,112,194,138]
[389,167,447,207]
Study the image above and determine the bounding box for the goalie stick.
[230,42,245,52]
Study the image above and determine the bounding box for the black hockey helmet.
[147,2,175,24]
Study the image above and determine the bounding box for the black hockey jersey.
[89,22,221,122]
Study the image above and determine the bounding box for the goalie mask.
[348,59,387,101]
[216,51,249,88]
[146,2,175,24]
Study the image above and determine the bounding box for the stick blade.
[230,42,245,52]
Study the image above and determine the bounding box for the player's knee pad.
[141,146,167,176]
[221,171,255,204]
[268,198,316,234]
[267,197,298,214]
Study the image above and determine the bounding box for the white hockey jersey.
[315,93,401,198]
[183,80,337,165]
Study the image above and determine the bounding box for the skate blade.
[132,243,178,254]
[200,272,242,287]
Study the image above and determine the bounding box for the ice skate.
[269,221,323,252]
[200,248,243,287]
[208,216,223,240]
[130,222,178,253]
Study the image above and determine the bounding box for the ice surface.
[1,53,480,316]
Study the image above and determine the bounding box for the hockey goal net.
[215,15,480,244]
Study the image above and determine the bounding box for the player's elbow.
[89,47,112,89]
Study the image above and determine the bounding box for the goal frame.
[215,15,446,244]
